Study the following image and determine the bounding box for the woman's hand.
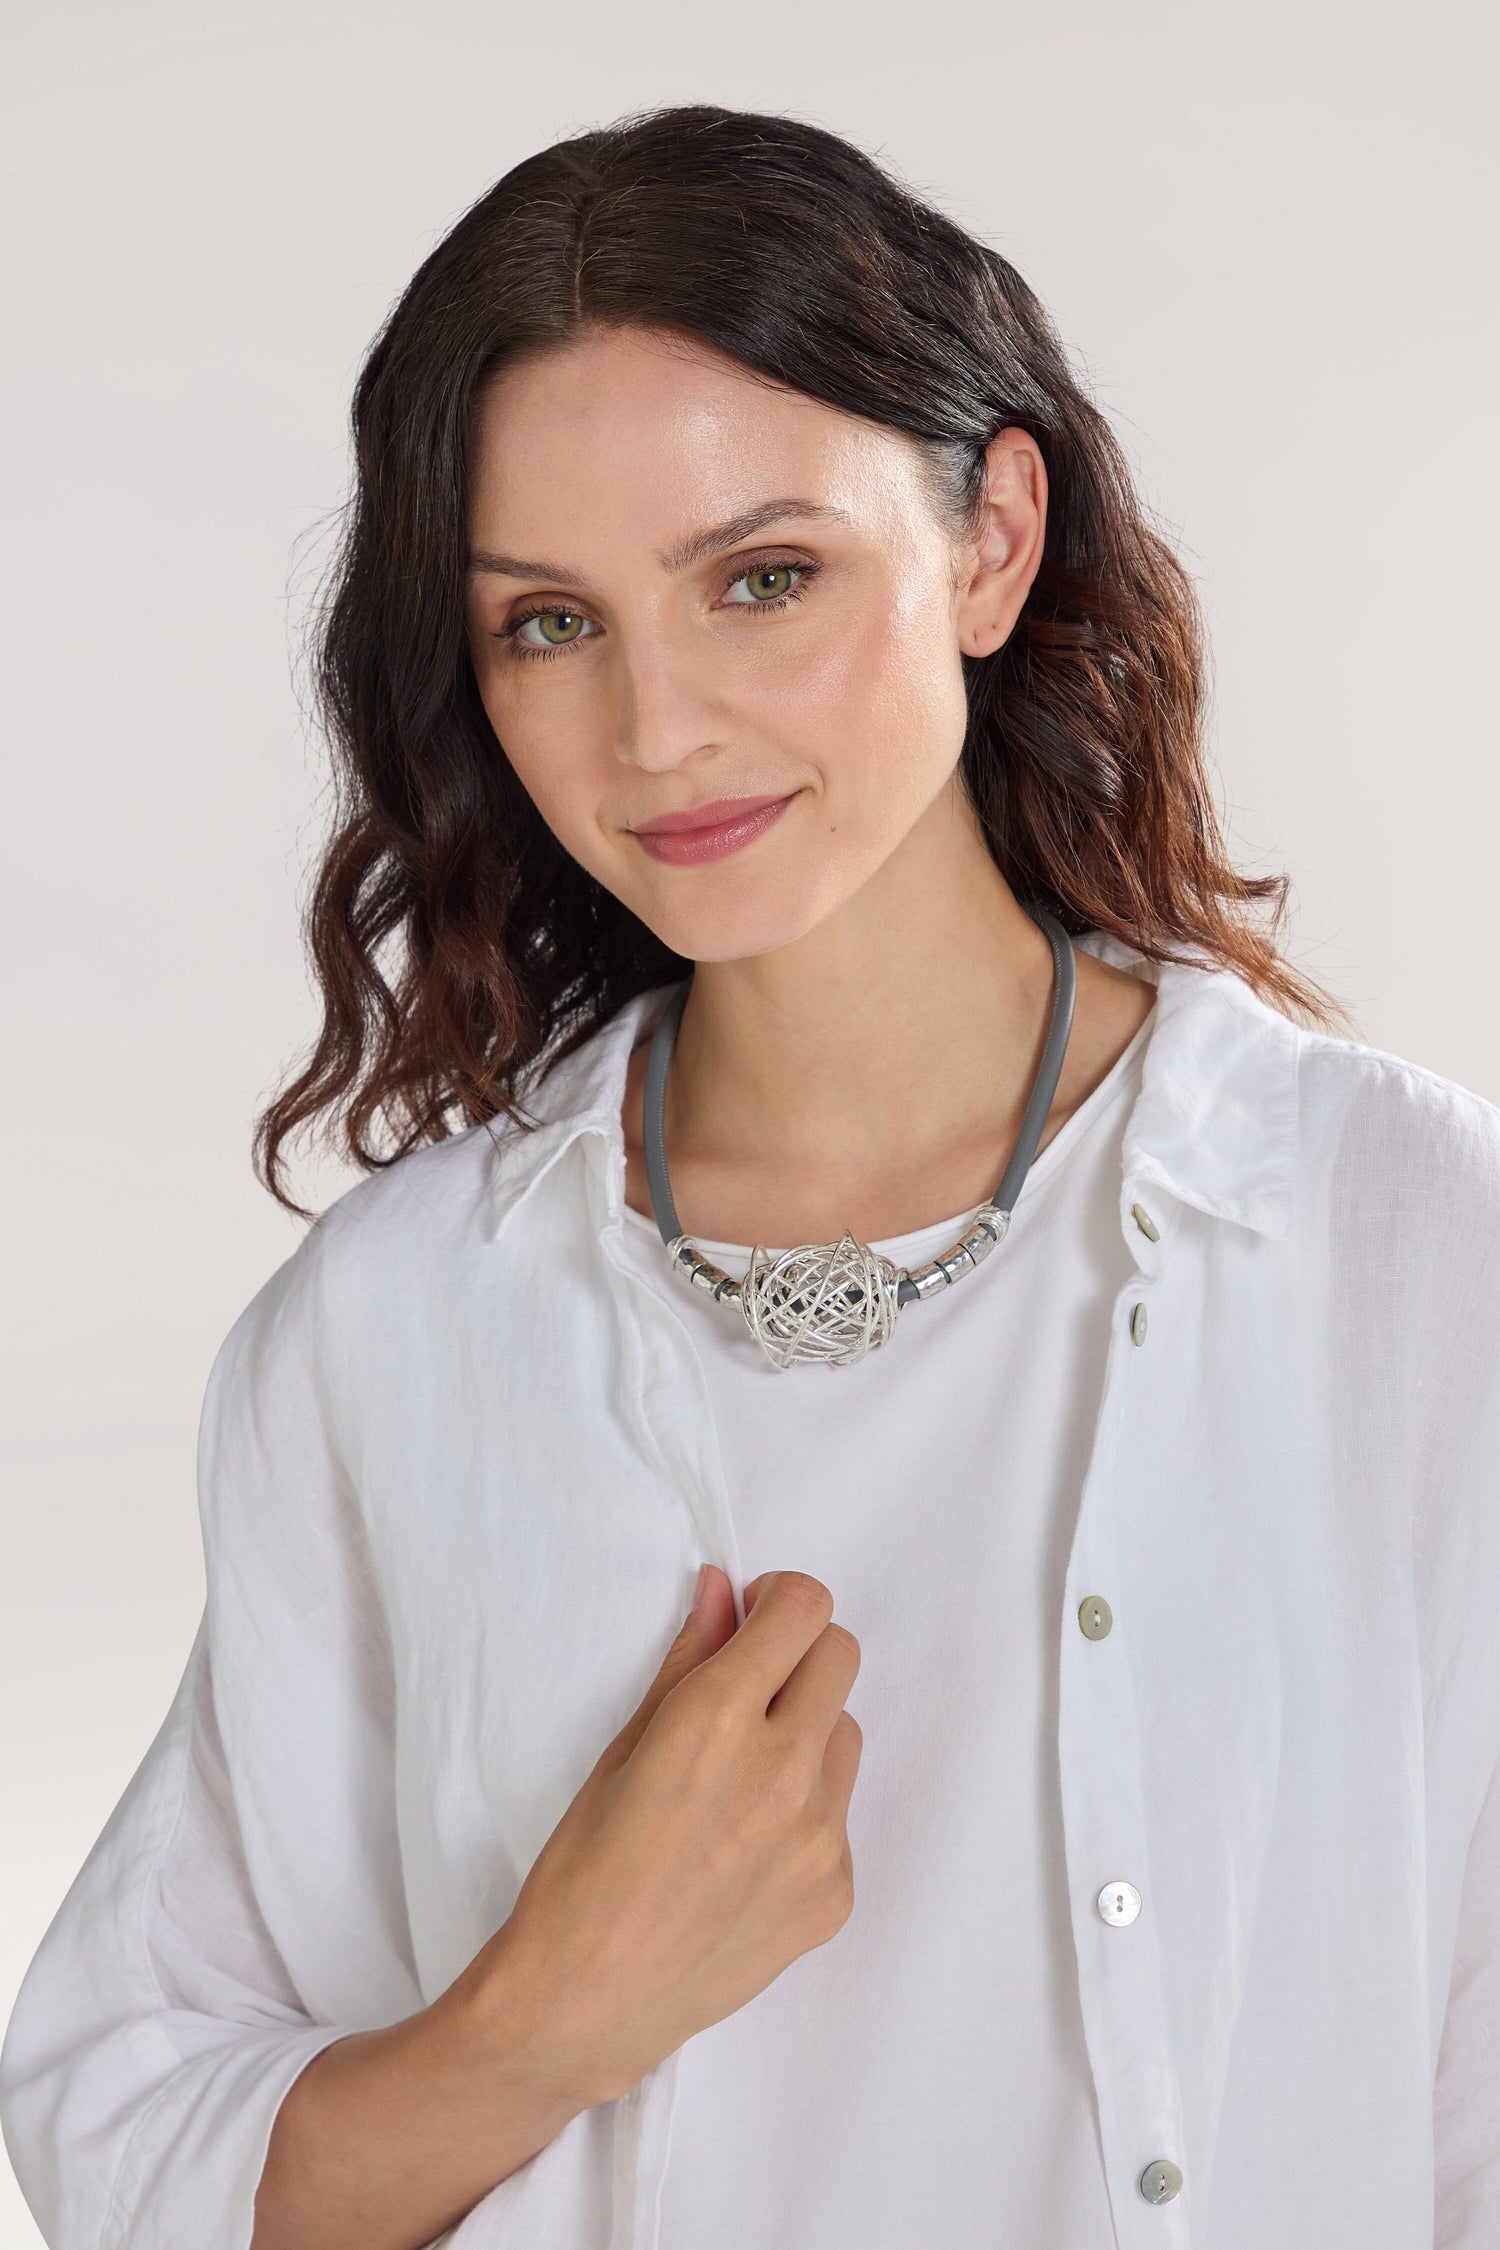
[250,1570,861,2250]
[456,1567,862,2108]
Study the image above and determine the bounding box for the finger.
[741,1569,795,1613]
[814,1709,863,1824]
[703,1571,836,1712]
[768,1622,861,1746]
[604,1565,736,1767]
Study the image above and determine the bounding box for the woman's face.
[464,324,1041,964]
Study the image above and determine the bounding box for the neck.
[684,781,1050,1156]
[624,775,1156,1246]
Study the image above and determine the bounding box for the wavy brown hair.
[256,101,1342,1219]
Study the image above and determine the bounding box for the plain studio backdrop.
[2,2,1497,2240]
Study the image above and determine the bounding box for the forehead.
[466,325,926,550]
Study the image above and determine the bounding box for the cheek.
[774,580,966,812]
[478,673,610,854]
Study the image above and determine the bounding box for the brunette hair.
[256,101,1341,1218]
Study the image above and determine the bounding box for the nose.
[613,635,730,776]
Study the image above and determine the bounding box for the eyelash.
[495,557,820,665]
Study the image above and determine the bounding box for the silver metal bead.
[904,1260,952,1301]
[666,1236,734,1298]
[936,1244,975,1284]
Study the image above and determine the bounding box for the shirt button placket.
[1127,1198,1156,1349]
[1069,1192,1187,2224]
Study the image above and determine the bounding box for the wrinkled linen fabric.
[3,931,1499,2250]
[613,1008,1152,2250]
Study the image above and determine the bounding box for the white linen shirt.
[611,1006,1154,2250]
[3,931,1500,2250]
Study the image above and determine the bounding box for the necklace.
[640,905,1078,1371]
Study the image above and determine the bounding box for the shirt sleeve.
[0,1611,349,2250]
[1435,1742,1500,2246]
[0,1217,406,2250]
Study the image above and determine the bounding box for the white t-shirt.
[614,1012,1154,2249]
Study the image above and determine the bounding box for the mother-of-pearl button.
[1078,1594,1113,1639]
[1139,2158,1183,2203]
[1131,1201,1160,1242]
[1096,1879,1142,1926]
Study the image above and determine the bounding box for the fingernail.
[691,1562,712,1614]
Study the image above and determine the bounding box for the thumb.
[604,1563,735,1768]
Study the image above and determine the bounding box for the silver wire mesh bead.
[739,1230,903,1370]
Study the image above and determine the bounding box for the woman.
[3,101,1497,2250]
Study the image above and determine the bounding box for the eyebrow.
[467,498,853,586]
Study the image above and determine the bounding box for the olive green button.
[1130,1301,1148,1346]
[1078,1594,1113,1639]
[1131,1201,1160,1242]
[1139,2158,1183,2204]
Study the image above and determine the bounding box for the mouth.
[630,792,799,867]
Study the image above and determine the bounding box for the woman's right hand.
[453,1567,862,2109]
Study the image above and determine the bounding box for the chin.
[637,881,841,968]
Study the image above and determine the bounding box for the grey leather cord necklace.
[641,903,1078,1371]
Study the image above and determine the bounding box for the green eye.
[744,565,793,600]
[531,609,585,645]
[507,605,597,657]
[721,558,815,613]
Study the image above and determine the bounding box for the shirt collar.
[1083,931,1301,1239]
[483,932,1302,1247]
[482,983,670,1244]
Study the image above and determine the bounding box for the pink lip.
[632,793,798,866]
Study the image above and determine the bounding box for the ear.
[954,427,1048,660]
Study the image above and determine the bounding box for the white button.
[1130,1301,1148,1346]
[1096,1879,1141,1926]
[1131,1201,1160,1242]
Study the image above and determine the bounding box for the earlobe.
[958,609,1009,662]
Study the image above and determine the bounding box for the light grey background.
[2,2,1496,2240]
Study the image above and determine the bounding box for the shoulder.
[1290,1021,1500,1214]
[308,1113,515,1274]
[1278,1022,1500,1381]
[207,1114,522,1396]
